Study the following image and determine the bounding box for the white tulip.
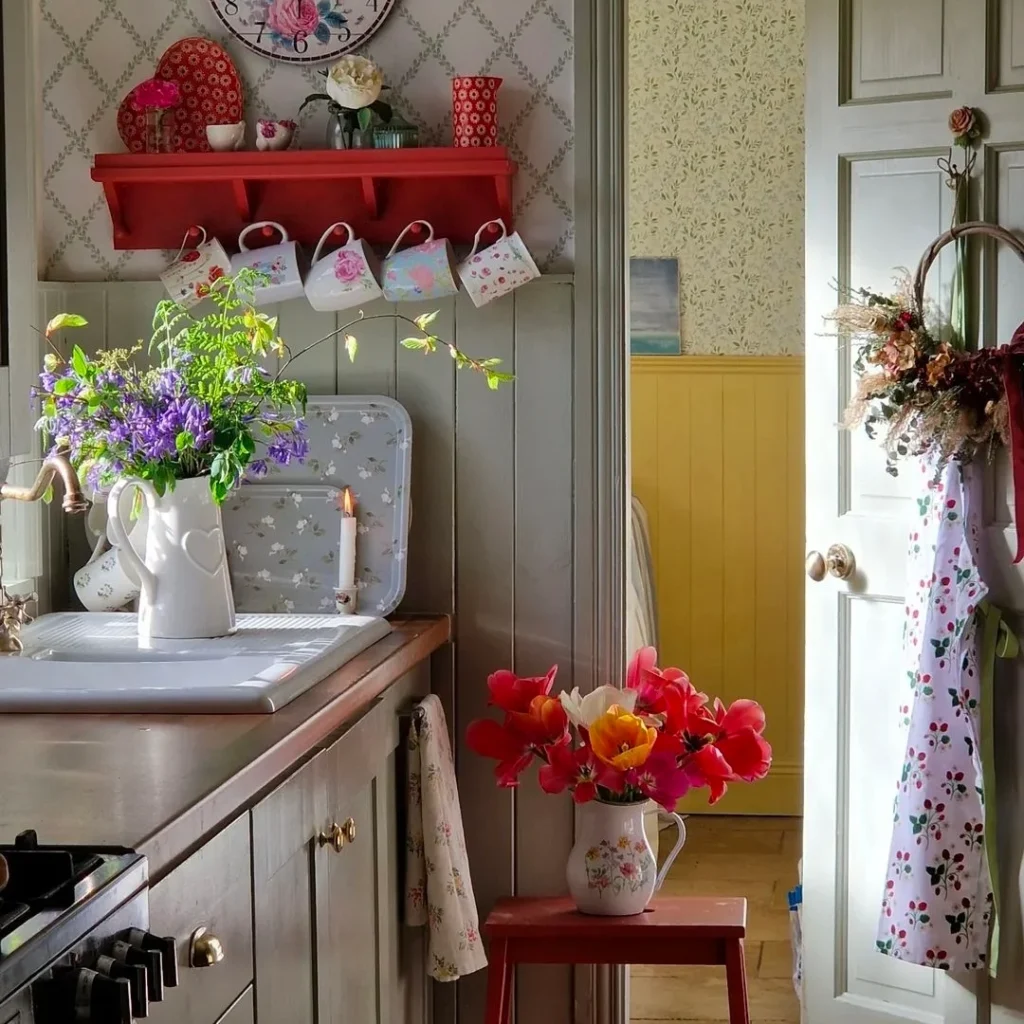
[559,685,638,728]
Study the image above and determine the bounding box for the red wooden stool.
[483,896,749,1024]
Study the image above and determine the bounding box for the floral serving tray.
[223,396,412,615]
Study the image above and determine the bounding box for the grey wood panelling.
[37,275,577,1024]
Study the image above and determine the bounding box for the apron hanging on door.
[876,460,995,971]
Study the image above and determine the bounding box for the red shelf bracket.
[494,175,513,229]
[101,182,129,245]
[231,179,252,221]
[360,176,380,220]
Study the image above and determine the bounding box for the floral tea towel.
[405,695,487,981]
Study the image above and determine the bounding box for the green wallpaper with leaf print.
[629,0,805,355]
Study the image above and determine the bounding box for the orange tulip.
[588,704,657,771]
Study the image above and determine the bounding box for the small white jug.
[107,476,236,640]
[230,221,305,306]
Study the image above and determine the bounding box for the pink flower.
[259,121,278,139]
[130,78,181,111]
[266,0,320,37]
[334,250,365,283]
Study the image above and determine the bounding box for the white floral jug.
[107,476,236,640]
[567,800,686,915]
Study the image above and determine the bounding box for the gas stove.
[0,831,170,1023]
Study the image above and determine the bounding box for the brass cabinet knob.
[190,927,224,968]
[318,822,345,853]
[318,818,357,852]
[806,544,856,582]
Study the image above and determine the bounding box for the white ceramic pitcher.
[566,800,686,915]
[107,476,236,640]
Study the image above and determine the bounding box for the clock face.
[209,0,398,64]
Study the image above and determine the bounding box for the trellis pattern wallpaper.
[40,0,574,281]
[628,0,804,355]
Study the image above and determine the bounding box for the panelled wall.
[805,2,1024,1021]
[631,357,804,816]
[38,276,577,1024]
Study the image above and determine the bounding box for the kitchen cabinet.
[215,987,253,1024]
[252,664,429,1024]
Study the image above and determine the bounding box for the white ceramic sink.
[0,612,392,713]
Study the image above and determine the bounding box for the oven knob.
[96,954,149,1018]
[33,968,132,1024]
[127,928,179,987]
[109,939,164,1002]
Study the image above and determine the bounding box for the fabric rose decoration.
[267,0,320,37]
[949,106,981,147]
[326,55,384,110]
[334,250,365,283]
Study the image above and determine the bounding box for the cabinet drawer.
[216,987,253,1024]
[147,815,253,1024]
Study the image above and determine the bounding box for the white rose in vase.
[325,56,383,111]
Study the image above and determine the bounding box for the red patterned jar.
[452,76,502,148]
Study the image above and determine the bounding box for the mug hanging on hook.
[159,225,231,308]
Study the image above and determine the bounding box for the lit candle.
[337,488,358,612]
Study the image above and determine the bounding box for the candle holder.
[335,587,359,614]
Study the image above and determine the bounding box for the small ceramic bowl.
[206,122,245,151]
[256,119,296,151]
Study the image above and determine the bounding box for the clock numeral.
[367,0,379,9]
[337,26,352,43]
[294,30,309,53]
[255,20,266,43]
[224,0,238,12]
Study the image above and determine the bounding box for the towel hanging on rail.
[405,694,487,981]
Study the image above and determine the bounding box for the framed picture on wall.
[630,258,680,355]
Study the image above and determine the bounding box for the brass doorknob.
[341,817,357,844]
[190,927,224,967]
[806,544,856,582]
[318,822,345,853]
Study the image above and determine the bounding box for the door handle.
[806,544,855,582]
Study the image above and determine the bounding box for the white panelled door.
[805,2,1024,1023]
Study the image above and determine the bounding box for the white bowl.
[206,122,245,152]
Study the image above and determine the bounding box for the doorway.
[626,1,804,1021]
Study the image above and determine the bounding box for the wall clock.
[209,0,398,64]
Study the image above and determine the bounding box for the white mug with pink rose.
[457,219,541,307]
[305,222,383,312]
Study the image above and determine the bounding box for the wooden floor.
[630,816,802,1023]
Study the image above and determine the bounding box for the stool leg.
[485,938,512,1024]
[725,938,750,1024]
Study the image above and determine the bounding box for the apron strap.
[977,600,1019,976]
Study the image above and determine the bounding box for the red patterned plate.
[117,37,244,154]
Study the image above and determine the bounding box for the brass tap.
[0,454,88,515]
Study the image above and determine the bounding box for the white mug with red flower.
[305,222,383,312]
[466,647,772,915]
[229,221,306,307]
[457,219,541,307]
[160,226,231,308]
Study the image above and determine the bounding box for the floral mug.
[229,221,305,306]
[305,222,383,312]
[160,226,231,309]
[382,221,459,302]
[457,219,541,307]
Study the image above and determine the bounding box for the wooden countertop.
[0,616,449,878]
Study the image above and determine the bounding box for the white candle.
[338,487,357,592]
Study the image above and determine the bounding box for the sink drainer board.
[0,613,392,713]
[224,396,412,616]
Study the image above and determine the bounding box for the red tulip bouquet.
[466,648,771,812]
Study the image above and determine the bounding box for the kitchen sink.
[0,612,392,713]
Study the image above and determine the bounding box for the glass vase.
[144,109,171,154]
[326,113,374,150]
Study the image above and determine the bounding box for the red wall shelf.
[91,148,518,251]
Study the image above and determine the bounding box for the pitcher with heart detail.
[107,476,236,640]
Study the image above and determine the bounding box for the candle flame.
[341,487,355,516]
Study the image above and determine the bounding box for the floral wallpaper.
[628,0,804,355]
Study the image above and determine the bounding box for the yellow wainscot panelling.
[631,356,805,815]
